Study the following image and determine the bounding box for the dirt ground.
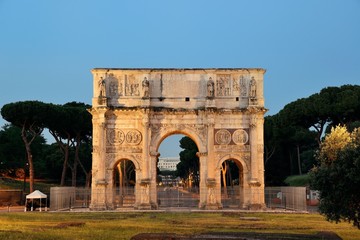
[131,231,342,240]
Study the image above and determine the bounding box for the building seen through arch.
[89,68,266,210]
[157,157,180,172]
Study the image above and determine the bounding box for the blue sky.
[1,0,359,157]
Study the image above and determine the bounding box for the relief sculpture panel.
[124,74,140,96]
[215,74,256,98]
[107,128,142,145]
[214,129,249,145]
[215,129,232,145]
[216,74,231,96]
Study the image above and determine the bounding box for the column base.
[246,203,266,210]
[204,203,223,210]
[136,203,152,210]
[89,203,107,211]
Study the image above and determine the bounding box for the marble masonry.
[89,68,266,210]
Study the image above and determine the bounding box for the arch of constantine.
[89,68,266,210]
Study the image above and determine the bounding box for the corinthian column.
[98,122,107,182]
[249,115,259,184]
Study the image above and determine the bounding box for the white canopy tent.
[24,190,47,212]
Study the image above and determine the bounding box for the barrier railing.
[50,186,308,212]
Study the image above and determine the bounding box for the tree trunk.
[72,137,81,187]
[26,146,34,193]
[124,161,127,187]
[20,126,36,193]
[297,145,302,175]
[60,140,70,186]
[228,164,233,187]
[78,156,91,188]
[118,162,123,196]
[49,130,71,186]
[289,151,293,175]
[221,162,228,198]
[85,171,91,188]
[265,145,276,165]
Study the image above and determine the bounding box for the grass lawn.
[0,211,358,240]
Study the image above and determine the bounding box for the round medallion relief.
[215,129,231,145]
[232,129,248,145]
[126,130,142,145]
[107,129,125,145]
[116,130,125,144]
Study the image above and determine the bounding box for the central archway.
[157,134,200,208]
[151,126,207,208]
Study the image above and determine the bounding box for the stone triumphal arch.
[89,68,266,210]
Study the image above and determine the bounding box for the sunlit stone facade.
[89,68,266,210]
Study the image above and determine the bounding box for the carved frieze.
[216,152,250,163]
[124,74,140,96]
[106,146,143,153]
[216,74,231,96]
[214,74,257,98]
[100,73,146,98]
[107,74,119,98]
[150,123,208,144]
[240,76,247,97]
[187,124,207,142]
[214,144,250,152]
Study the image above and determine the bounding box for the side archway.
[111,158,138,209]
[216,155,250,209]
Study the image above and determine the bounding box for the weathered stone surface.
[89,68,266,210]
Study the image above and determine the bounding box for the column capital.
[150,151,160,157]
[196,152,208,157]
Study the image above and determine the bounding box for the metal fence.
[157,186,199,208]
[50,187,135,211]
[113,187,135,208]
[50,186,308,212]
[265,187,307,211]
